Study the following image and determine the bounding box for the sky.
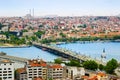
[0,0,120,17]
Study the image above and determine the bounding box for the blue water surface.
[0,42,120,62]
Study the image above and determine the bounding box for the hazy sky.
[0,0,120,16]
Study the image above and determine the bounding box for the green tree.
[39,24,44,28]
[30,36,37,41]
[34,31,45,38]
[99,64,104,71]
[54,58,62,64]
[0,23,3,29]
[49,78,53,80]
[83,60,98,70]
[105,58,118,74]
[66,59,81,67]
[83,24,87,28]
[59,32,66,38]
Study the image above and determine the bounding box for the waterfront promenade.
[33,43,105,65]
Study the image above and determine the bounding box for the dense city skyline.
[0,0,120,17]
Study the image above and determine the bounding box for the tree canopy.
[83,60,98,71]
[54,58,62,64]
[105,58,118,74]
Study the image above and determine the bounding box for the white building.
[26,59,47,80]
[47,64,64,80]
[66,67,85,80]
[0,60,14,80]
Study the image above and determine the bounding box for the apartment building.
[0,60,14,80]
[26,59,47,80]
[16,68,27,80]
[47,64,63,80]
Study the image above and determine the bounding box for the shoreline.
[0,40,120,48]
[0,45,31,48]
[52,40,120,45]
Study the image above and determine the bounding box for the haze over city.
[0,0,120,17]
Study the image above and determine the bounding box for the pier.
[33,43,105,65]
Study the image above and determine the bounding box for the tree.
[39,25,44,28]
[59,32,66,38]
[34,31,45,38]
[66,59,81,67]
[83,60,98,71]
[105,58,118,74]
[99,64,104,71]
[54,58,62,64]
[0,23,3,29]
[30,36,37,41]
[83,24,87,28]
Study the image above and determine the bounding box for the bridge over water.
[33,43,105,65]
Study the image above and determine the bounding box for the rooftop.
[28,59,47,67]
[48,64,63,69]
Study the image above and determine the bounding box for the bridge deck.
[34,43,105,65]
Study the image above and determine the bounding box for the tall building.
[47,64,64,80]
[26,59,47,80]
[0,60,14,80]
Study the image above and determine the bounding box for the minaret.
[32,8,34,18]
[101,48,106,62]
[29,9,31,16]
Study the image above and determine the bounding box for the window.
[3,77,7,79]
[3,71,7,73]
[3,74,7,76]
[8,71,12,73]
[4,68,6,70]
[8,68,11,70]
[10,63,12,65]
[8,77,12,78]
[4,64,6,65]
[8,74,12,76]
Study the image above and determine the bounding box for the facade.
[26,59,47,80]
[16,68,27,80]
[0,60,14,80]
[47,64,64,80]
[66,67,85,80]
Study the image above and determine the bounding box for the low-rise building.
[66,67,85,80]
[26,59,47,80]
[47,64,64,80]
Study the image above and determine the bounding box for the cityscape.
[0,0,120,80]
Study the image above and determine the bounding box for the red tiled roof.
[82,76,89,79]
[48,64,63,69]
[16,68,26,74]
[28,59,47,67]
[88,76,98,80]
[97,72,106,77]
